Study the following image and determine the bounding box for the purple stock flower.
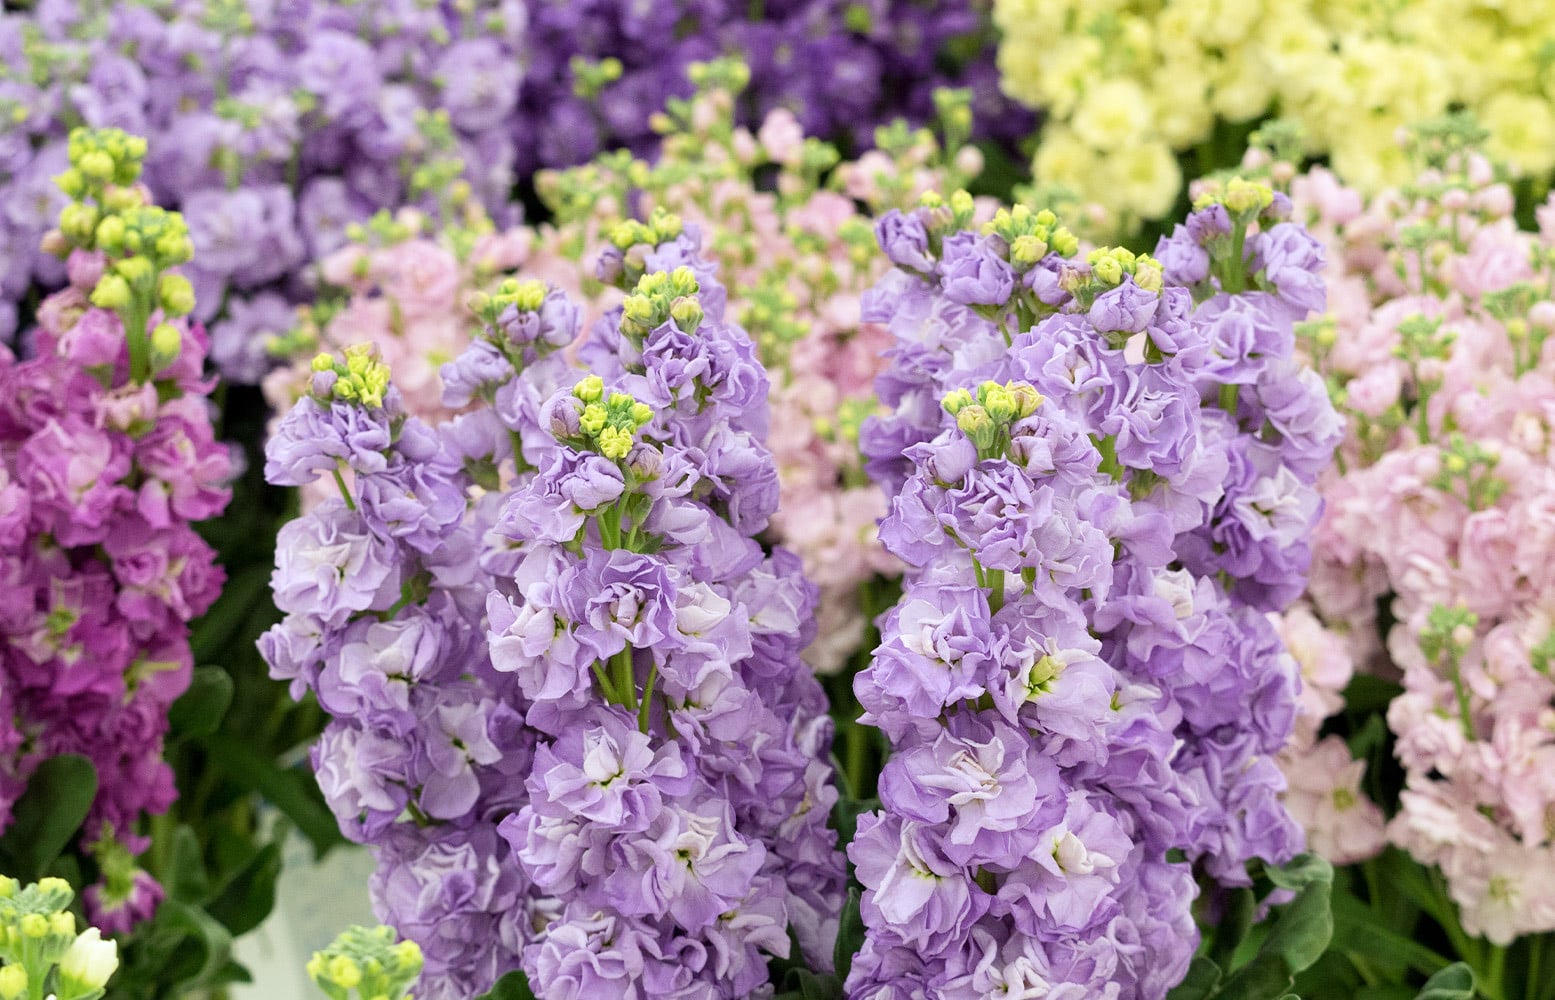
[939,231,1016,307]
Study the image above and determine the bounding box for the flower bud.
[670,296,704,334]
[0,965,25,1000]
[58,927,119,994]
[158,273,195,317]
[90,273,132,311]
[573,375,604,403]
[149,322,183,373]
[545,394,585,439]
[625,443,663,481]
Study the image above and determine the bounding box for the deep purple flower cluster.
[847,187,1341,996]
[260,221,844,999]
[514,0,1028,175]
[0,131,232,935]
[0,0,527,377]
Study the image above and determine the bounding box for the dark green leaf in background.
[0,754,97,881]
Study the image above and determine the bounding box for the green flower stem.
[123,299,150,386]
[332,468,357,511]
[1484,944,1509,1000]
[637,663,659,734]
[988,568,1006,616]
[1218,382,1240,417]
[612,647,637,712]
[590,660,619,704]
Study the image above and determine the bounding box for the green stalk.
[1449,654,1475,739]
[988,568,1006,615]
[1218,382,1240,417]
[1485,945,1508,1000]
[612,647,637,711]
[1224,221,1248,295]
[637,663,659,734]
[332,467,357,511]
[590,660,618,703]
[124,299,150,385]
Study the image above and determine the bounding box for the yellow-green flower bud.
[149,322,183,371]
[115,255,153,285]
[629,402,653,426]
[59,202,98,243]
[90,273,132,311]
[21,914,48,939]
[980,382,1018,423]
[393,940,423,973]
[328,956,362,989]
[0,964,26,1000]
[1009,382,1043,418]
[158,273,196,317]
[573,375,604,403]
[1224,177,1274,216]
[54,167,85,200]
[1091,255,1123,286]
[956,406,998,452]
[78,150,114,181]
[1010,234,1048,269]
[579,402,608,435]
[941,388,974,416]
[155,230,194,265]
[94,211,127,249]
[1133,259,1164,294]
[670,296,703,333]
[598,425,634,459]
[103,186,142,212]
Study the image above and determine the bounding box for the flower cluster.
[308,925,423,1000]
[0,876,120,1000]
[0,129,231,934]
[847,182,1339,995]
[512,0,1027,175]
[1,0,1024,376]
[271,61,990,675]
[259,203,559,441]
[0,0,529,372]
[260,228,845,997]
[1270,120,1555,942]
[538,62,990,674]
[994,0,1555,235]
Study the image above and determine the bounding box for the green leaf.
[1345,713,1388,762]
[1216,854,1334,1000]
[1415,963,1475,1000]
[152,898,234,989]
[204,841,282,938]
[473,970,537,1000]
[789,969,843,1000]
[834,887,864,982]
[1166,956,1223,1000]
[1209,888,1256,971]
[0,755,97,880]
[200,740,343,854]
[1371,849,1454,928]
[830,795,877,854]
[1330,892,1454,979]
[166,825,210,903]
[168,666,235,741]
[190,565,272,663]
[1342,673,1403,715]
